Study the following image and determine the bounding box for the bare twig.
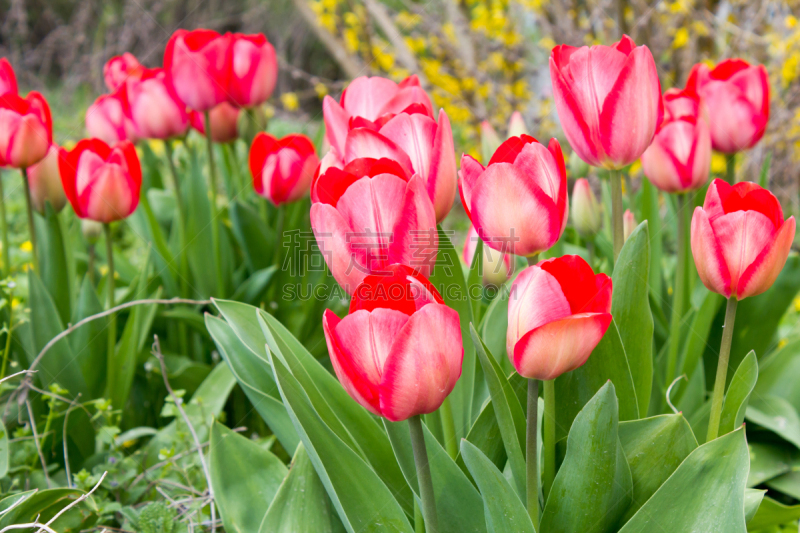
[25,400,51,488]
[36,471,107,533]
[0,370,33,386]
[362,0,424,82]
[0,522,56,533]
[0,490,37,517]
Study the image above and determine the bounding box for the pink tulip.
[322,264,463,421]
[103,53,144,92]
[164,29,231,112]
[190,102,239,143]
[127,68,189,140]
[59,139,142,223]
[686,59,769,154]
[26,144,66,214]
[463,225,514,286]
[459,135,568,257]
[623,209,636,241]
[0,91,53,168]
[507,255,612,380]
[571,178,602,238]
[691,179,795,300]
[0,58,18,96]
[86,90,138,145]
[249,132,319,205]
[550,35,662,169]
[228,33,278,108]
[642,88,711,193]
[310,157,438,294]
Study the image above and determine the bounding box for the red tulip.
[86,90,138,145]
[189,102,239,143]
[507,255,612,380]
[103,53,144,92]
[462,225,514,286]
[27,144,66,214]
[228,33,278,108]
[164,29,231,112]
[58,139,142,223]
[0,91,52,168]
[249,132,319,205]
[571,178,602,238]
[459,135,568,257]
[127,68,189,140]
[310,157,438,294]
[0,58,18,96]
[686,59,769,154]
[550,35,662,169]
[691,179,795,300]
[642,88,711,193]
[322,265,463,421]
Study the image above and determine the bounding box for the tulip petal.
[311,202,369,294]
[711,209,776,293]
[428,111,457,221]
[691,207,732,297]
[379,85,434,118]
[322,95,350,157]
[513,141,563,202]
[388,175,438,279]
[341,77,400,121]
[736,217,796,299]
[458,154,484,220]
[513,313,612,380]
[379,303,463,421]
[344,128,414,175]
[378,113,436,179]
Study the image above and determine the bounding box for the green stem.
[164,142,189,355]
[273,204,285,267]
[409,415,439,533]
[666,194,687,388]
[0,174,9,274]
[610,169,624,261]
[543,379,556,500]
[205,111,225,298]
[707,297,738,442]
[439,396,458,460]
[21,168,38,270]
[725,153,736,184]
[1,300,14,380]
[526,254,539,267]
[414,501,425,533]
[526,379,540,527]
[104,223,116,370]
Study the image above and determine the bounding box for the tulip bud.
[623,209,636,241]
[0,91,53,168]
[480,121,502,164]
[571,178,602,238]
[507,111,529,137]
[164,29,231,112]
[463,225,514,286]
[322,265,463,421]
[103,53,144,92]
[26,145,66,214]
[81,219,104,244]
[228,33,278,108]
[126,68,190,140]
[249,132,319,206]
[0,58,18,96]
[86,91,138,145]
[569,150,590,179]
[691,179,795,300]
[190,103,239,143]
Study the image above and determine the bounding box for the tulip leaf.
[746,395,800,449]
[747,442,797,487]
[0,488,84,529]
[540,382,632,533]
[467,238,484,323]
[470,324,526,498]
[214,298,271,357]
[618,428,749,533]
[36,202,72,325]
[0,419,7,479]
[554,319,638,440]
[205,313,299,452]
[746,496,800,531]
[461,440,536,533]
[259,442,345,533]
[269,348,414,533]
[129,194,179,297]
[209,421,288,533]
[720,350,758,434]
[231,265,277,306]
[229,200,275,273]
[640,179,663,300]
[612,221,653,416]
[479,277,515,377]
[767,470,800,500]
[754,337,800,414]
[744,489,766,524]
[71,275,107,399]
[618,414,698,523]
[384,418,487,533]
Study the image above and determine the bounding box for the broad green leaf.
[36,202,71,324]
[269,350,413,533]
[467,238,484,323]
[744,489,766,524]
[260,442,344,533]
[554,320,638,440]
[754,338,800,413]
[210,422,288,533]
[766,470,800,500]
[748,442,797,487]
[540,382,632,533]
[231,266,277,305]
[0,418,7,478]
[612,221,653,416]
[461,440,535,533]
[720,351,758,434]
[214,298,268,356]
[618,429,749,533]
[229,200,274,272]
[71,276,107,398]
[129,194,179,296]
[479,278,515,377]
[746,395,800,449]
[0,488,83,528]
[384,419,487,533]
[618,414,698,523]
[206,313,299,452]
[746,496,800,531]
[471,324,526,497]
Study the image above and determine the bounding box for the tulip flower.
[571,178,602,238]
[642,88,711,193]
[459,135,568,258]
[623,209,636,241]
[103,53,144,92]
[26,144,66,214]
[508,111,529,137]
[310,157,438,294]
[126,68,189,140]
[0,91,53,168]
[249,132,319,206]
[569,151,590,179]
[228,33,278,108]
[189,103,239,143]
[322,264,463,421]
[462,225,514,286]
[58,139,142,223]
[686,59,769,154]
[0,58,18,96]
[164,29,231,112]
[86,91,138,145]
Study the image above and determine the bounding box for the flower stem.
[707,297,738,442]
[273,204,285,267]
[526,254,539,267]
[414,501,425,533]
[21,168,38,270]
[526,378,540,527]
[1,299,14,380]
[611,169,624,261]
[409,415,439,533]
[725,153,736,184]
[666,193,687,389]
[543,379,556,500]
[439,396,458,460]
[164,141,189,355]
[0,174,9,275]
[104,223,116,368]
[205,111,225,298]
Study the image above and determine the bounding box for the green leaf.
[618,414,698,523]
[231,266,277,305]
[618,429,749,533]
[71,276,107,398]
[541,382,632,533]
[719,351,758,434]
[0,488,83,528]
[214,298,269,357]
[640,179,663,301]
[269,349,414,533]
[479,278,515,377]
[461,440,535,533]
[758,151,772,188]
[229,200,274,272]
[130,194,179,297]
[36,202,71,325]
[467,238,484,323]
[746,496,800,531]
[748,442,797,487]
[260,442,344,533]
[612,221,653,416]
[754,338,800,414]
[746,395,800,449]
[210,422,288,533]
[554,320,638,439]
[744,489,766,524]
[766,470,800,500]
[0,418,7,478]
[470,324,526,497]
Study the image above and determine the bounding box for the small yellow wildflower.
[711,152,727,174]
[20,241,32,253]
[672,28,689,49]
[787,15,797,29]
[281,93,300,111]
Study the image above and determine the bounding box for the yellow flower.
[787,15,798,29]
[672,28,689,49]
[782,52,800,87]
[629,160,642,177]
[11,298,20,310]
[711,152,727,174]
[20,241,32,253]
[777,338,788,350]
[794,296,800,311]
[344,28,360,53]
[538,36,556,50]
[314,83,328,99]
[281,93,300,111]
[147,139,165,158]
